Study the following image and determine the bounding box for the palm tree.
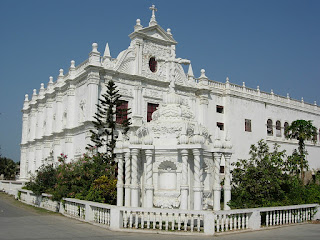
[284,120,317,180]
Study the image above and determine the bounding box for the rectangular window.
[217,122,224,131]
[216,105,224,114]
[245,119,252,132]
[220,166,225,174]
[116,100,128,124]
[147,103,159,122]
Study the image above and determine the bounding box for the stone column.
[45,98,53,136]
[131,148,140,207]
[19,147,27,180]
[116,153,124,206]
[224,153,232,210]
[65,134,74,161]
[193,149,203,210]
[67,84,76,129]
[124,151,131,207]
[213,152,222,211]
[145,149,154,208]
[87,71,99,122]
[180,149,189,210]
[21,113,29,144]
[36,104,44,139]
[55,92,63,133]
[30,109,37,141]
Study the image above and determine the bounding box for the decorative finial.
[59,69,64,77]
[226,77,229,83]
[149,5,157,26]
[242,82,245,87]
[271,89,274,95]
[200,69,207,78]
[70,60,75,69]
[301,97,304,103]
[287,93,290,99]
[92,43,98,53]
[314,101,317,106]
[134,19,143,31]
[257,86,260,91]
[187,64,194,78]
[167,28,172,35]
[49,76,53,83]
[24,94,29,102]
[33,89,37,96]
[103,43,111,59]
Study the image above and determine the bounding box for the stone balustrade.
[13,188,320,236]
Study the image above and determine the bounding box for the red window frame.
[116,101,128,124]
[147,103,159,122]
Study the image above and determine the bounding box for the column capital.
[223,152,232,159]
[180,149,189,156]
[144,149,154,155]
[131,148,140,155]
[213,152,222,158]
[192,148,202,156]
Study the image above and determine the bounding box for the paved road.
[0,192,319,240]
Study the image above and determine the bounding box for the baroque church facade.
[20,6,320,210]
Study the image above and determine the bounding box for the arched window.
[149,57,157,72]
[267,119,273,136]
[284,122,289,137]
[276,120,281,137]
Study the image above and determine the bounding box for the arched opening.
[149,57,157,73]
[267,119,273,136]
[276,120,281,137]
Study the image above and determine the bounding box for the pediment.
[129,25,177,45]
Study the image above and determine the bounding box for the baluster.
[238,214,241,230]
[147,212,150,229]
[216,215,220,233]
[242,214,245,229]
[184,214,188,231]
[135,212,139,228]
[178,213,181,231]
[229,215,233,230]
[129,211,133,228]
[273,211,276,226]
[172,213,175,231]
[221,214,225,232]
[153,212,156,230]
[191,214,194,232]
[225,215,229,231]
[123,211,128,228]
[233,215,237,230]
[245,214,249,229]
[197,215,201,232]
[141,212,144,229]
[285,210,288,224]
[165,213,169,231]
[159,213,163,230]
[280,210,282,225]
[288,210,291,223]
[266,212,269,226]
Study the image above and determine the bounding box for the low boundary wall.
[14,188,320,236]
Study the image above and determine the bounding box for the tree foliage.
[284,120,317,179]
[229,140,320,209]
[0,157,18,180]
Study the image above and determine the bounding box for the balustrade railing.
[215,211,249,233]
[260,205,316,227]
[14,189,320,236]
[122,209,204,233]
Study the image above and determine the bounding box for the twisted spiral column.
[180,149,189,210]
[224,153,232,210]
[145,149,154,208]
[131,148,140,207]
[193,149,203,210]
[124,151,131,207]
[116,153,124,206]
[213,152,222,210]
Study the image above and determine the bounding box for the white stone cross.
[149,5,157,26]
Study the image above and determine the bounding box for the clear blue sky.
[0,0,319,162]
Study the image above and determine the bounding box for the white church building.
[20,6,320,211]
